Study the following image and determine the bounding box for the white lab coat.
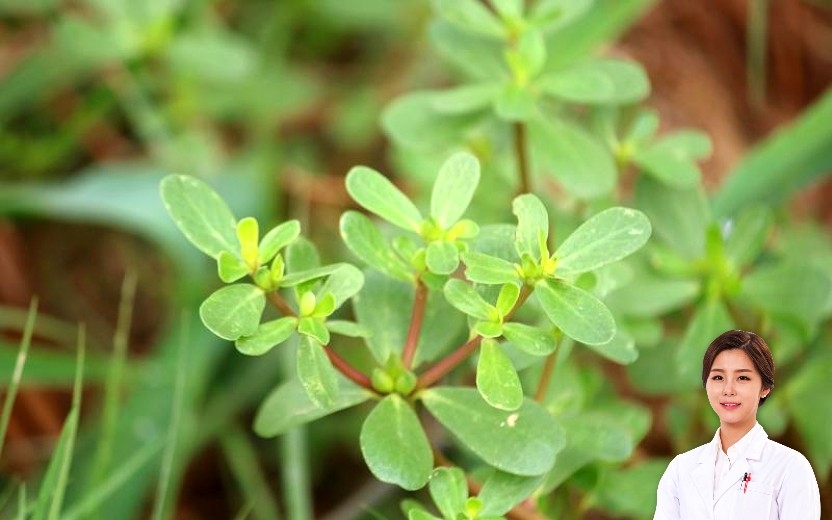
[654,425,821,519]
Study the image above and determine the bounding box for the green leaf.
[535,279,615,345]
[477,339,523,411]
[286,237,320,271]
[633,131,711,188]
[583,327,638,364]
[235,317,297,356]
[217,251,249,283]
[258,220,300,265]
[428,0,505,38]
[496,283,521,316]
[492,0,524,19]
[605,272,699,317]
[529,119,616,199]
[360,394,433,490]
[512,194,549,260]
[409,510,443,520]
[538,59,649,105]
[479,471,545,517]
[529,0,593,31]
[786,354,832,473]
[502,323,556,355]
[430,83,501,114]
[340,211,412,280]
[346,166,423,232]
[431,152,481,228]
[443,279,494,320]
[426,241,460,275]
[676,299,734,386]
[724,206,772,267]
[741,263,831,322]
[298,317,330,345]
[712,89,832,217]
[421,387,563,476]
[160,174,238,259]
[428,467,468,520]
[494,84,538,122]
[462,252,519,285]
[254,379,370,437]
[634,176,709,258]
[382,90,485,150]
[326,320,371,338]
[281,264,344,287]
[318,264,364,309]
[296,337,338,409]
[199,284,265,341]
[554,207,651,276]
[473,321,504,338]
[429,21,508,81]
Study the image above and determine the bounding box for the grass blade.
[0,298,38,459]
[88,271,137,510]
[152,312,189,520]
[220,424,282,520]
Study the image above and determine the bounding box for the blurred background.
[1,0,831,518]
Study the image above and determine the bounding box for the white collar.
[713,422,762,463]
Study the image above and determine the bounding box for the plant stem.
[514,122,531,194]
[402,280,428,370]
[265,291,374,391]
[417,285,532,388]
[534,349,558,402]
[268,292,297,317]
[323,346,373,390]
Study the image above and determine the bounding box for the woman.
[654,330,821,519]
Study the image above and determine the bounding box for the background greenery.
[1,0,831,518]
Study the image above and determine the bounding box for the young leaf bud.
[371,368,395,394]
[394,371,417,395]
[237,217,260,269]
[299,291,316,316]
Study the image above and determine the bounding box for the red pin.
[743,473,752,494]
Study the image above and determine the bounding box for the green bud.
[313,292,336,317]
[371,368,395,394]
[448,219,480,241]
[253,267,273,290]
[299,291,316,316]
[464,497,483,519]
[237,217,260,269]
[412,249,427,271]
[270,254,285,284]
[394,371,417,395]
[420,218,444,241]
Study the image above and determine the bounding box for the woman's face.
[706,349,769,429]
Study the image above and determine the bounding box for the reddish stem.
[324,346,373,390]
[416,285,533,388]
[534,350,557,402]
[402,280,428,370]
[267,292,296,317]
[514,122,531,195]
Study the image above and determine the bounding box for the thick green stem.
[514,122,531,194]
[402,280,428,370]
[417,285,532,388]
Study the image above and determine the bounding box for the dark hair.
[701,330,775,406]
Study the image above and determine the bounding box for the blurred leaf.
[635,176,709,258]
[676,299,734,386]
[426,241,460,275]
[421,387,563,476]
[430,83,501,114]
[444,279,494,320]
[199,284,265,341]
[326,320,371,338]
[235,317,297,356]
[296,337,338,409]
[538,59,649,104]
[479,471,544,516]
[429,21,508,81]
[462,252,520,285]
[590,460,667,517]
[554,207,651,276]
[281,264,344,287]
[360,395,433,490]
[712,88,832,217]
[583,327,637,364]
[160,175,238,259]
[605,272,699,317]
[340,211,413,281]
[633,131,711,188]
[431,152,481,228]
[428,0,505,38]
[346,166,423,232]
[253,379,369,438]
[723,206,772,267]
[166,28,257,84]
[477,339,523,411]
[530,118,616,199]
[494,84,538,122]
[382,91,484,150]
[529,0,593,31]
[785,354,832,473]
[535,279,615,345]
[501,323,556,356]
[740,263,831,322]
[428,467,468,520]
[512,194,549,260]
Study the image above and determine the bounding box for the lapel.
[714,425,768,503]
[690,442,715,512]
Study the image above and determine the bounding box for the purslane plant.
[160,151,651,508]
